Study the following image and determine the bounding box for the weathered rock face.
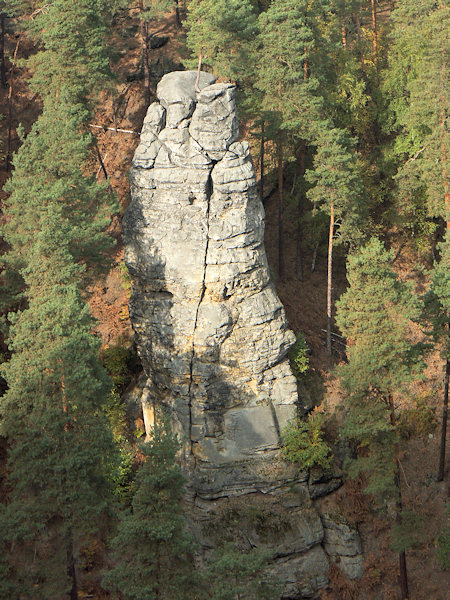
[125,71,298,492]
[124,71,361,598]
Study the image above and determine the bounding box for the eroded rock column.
[125,71,298,491]
[124,71,335,598]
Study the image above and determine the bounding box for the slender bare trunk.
[341,16,347,49]
[371,0,378,68]
[438,356,449,482]
[388,398,409,600]
[140,10,150,103]
[6,36,20,171]
[311,241,319,272]
[175,0,182,27]
[95,142,114,195]
[67,547,78,600]
[278,137,285,280]
[259,120,265,202]
[327,200,334,355]
[0,13,6,88]
[355,14,367,76]
[296,141,306,281]
[195,48,202,92]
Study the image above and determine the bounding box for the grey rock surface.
[125,71,298,488]
[125,70,335,598]
[322,514,364,580]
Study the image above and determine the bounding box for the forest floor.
[0,7,448,600]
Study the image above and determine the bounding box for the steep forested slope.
[0,1,448,599]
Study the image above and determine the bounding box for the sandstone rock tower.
[124,71,335,597]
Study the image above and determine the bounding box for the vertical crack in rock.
[188,169,213,462]
[123,71,348,599]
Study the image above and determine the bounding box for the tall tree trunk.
[371,0,378,68]
[438,355,449,482]
[278,137,285,280]
[6,36,20,171]
[341,16,347,49]
[259,120,265,202]
[388,398,410,600]
[296,141,306,281]
[195,48,203,92]
[355,14,367,76]
[140,12,150,104]
[311,241,319,272]
[0,13,6,88]
[175,0,182,27]
[327,201,334,355]
[66,531,78,600]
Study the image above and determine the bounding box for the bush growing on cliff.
[281,412,332,471]
[289,331,309,380]
[204,542,281,600]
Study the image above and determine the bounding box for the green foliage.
[289,332,309,380]
[101,339,138,391]
[306,127,366,245]
[384,0,449,223]
[103,389,135,505]
[0,212,118,597]
[185,0,258,82]
[336,238,424,398]
[336,238,425,507]
[390,510,426,554]
[422,235,450,362]
[118,259,132,291]
[204,542,280,600]
[398,395,437,439]
[281,412,332,471]
[104,417,200,600]
[255,0,326,139]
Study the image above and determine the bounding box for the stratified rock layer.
[125,71,360,598]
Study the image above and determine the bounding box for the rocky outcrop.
[124,71,361,598]
[321,514,364,580]
[125,71,298,492]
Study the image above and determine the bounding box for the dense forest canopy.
[0,1,448,599]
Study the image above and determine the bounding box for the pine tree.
[185,0,257,83]
[104,418,199,600]
[306,127,365,354]
[0,207,117,599]
[423,234,450,481]
[335,237,424,600]
[384,0,449,233]
[0,3,122,597]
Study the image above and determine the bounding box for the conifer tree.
[423,235,450,481]
[0,207,117,599]
[306,127,365,354]
[0,2,122,597]
[185,0,257,83]
[384,0,449,232]
[104,418,199,600]
[335,238,424,600]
